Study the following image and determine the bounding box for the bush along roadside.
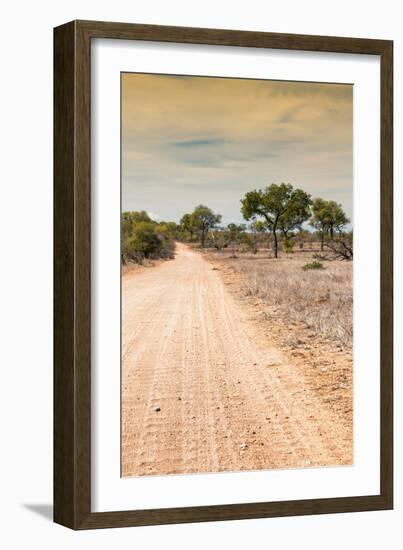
[122,211,178,264]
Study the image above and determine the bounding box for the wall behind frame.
[0,0,399,548]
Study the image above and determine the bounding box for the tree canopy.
[241,183,312,258]
[181,205,222,247]
[122,186,351,263]
[310,198,349,249]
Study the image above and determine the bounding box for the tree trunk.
[329,225,334,240]
[320,232,324,251]
[273,230,278,258]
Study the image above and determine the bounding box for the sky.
[122,73,353,226]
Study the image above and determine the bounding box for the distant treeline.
[122,183,352,263]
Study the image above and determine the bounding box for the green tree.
[121,210,152,225]
[310,198,349,250]
[310,198,329,251]
[122,210,153,243]
[190,205,222,247]
[278,188,312,240]
[156,221,180,239]
[251,220,267,234]
[241,183,312,258]
[180,213,195,241]
[326,200,349,239]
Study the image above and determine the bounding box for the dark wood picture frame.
[54,20,393,530]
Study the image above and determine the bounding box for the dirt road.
[122,243,352,477]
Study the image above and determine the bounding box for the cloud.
[171,138,227,148]
[121,73,353,224]
[146,211,161,221]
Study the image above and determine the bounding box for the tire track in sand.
[121,243,352,476]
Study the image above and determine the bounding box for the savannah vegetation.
[122,183,352,262]
[121,210,177,264]
[122,183,353,346]
[235,253,353,347]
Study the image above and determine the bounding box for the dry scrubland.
[202,243,353,444]
[205,245,353,349]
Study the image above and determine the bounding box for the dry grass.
[208,247,353,348]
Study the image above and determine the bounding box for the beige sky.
[122,73,353,225]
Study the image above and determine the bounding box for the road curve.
[122,243,352,477]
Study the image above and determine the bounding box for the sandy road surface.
[122,243,352,477]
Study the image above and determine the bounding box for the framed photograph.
[54,20,393,529]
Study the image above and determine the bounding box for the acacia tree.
[310,198,329,251]
[327,200,349,239]
[278,188,312,240]
[240,183,312,258]
[310,198,349,250]
[189,204,222,247]
[180,213,195,241]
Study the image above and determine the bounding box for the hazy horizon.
[122,73,353,227]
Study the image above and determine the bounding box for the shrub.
[122,212,175,263]
[282,238,295,253]
[239,233,258,254]
[302,261,325,271]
